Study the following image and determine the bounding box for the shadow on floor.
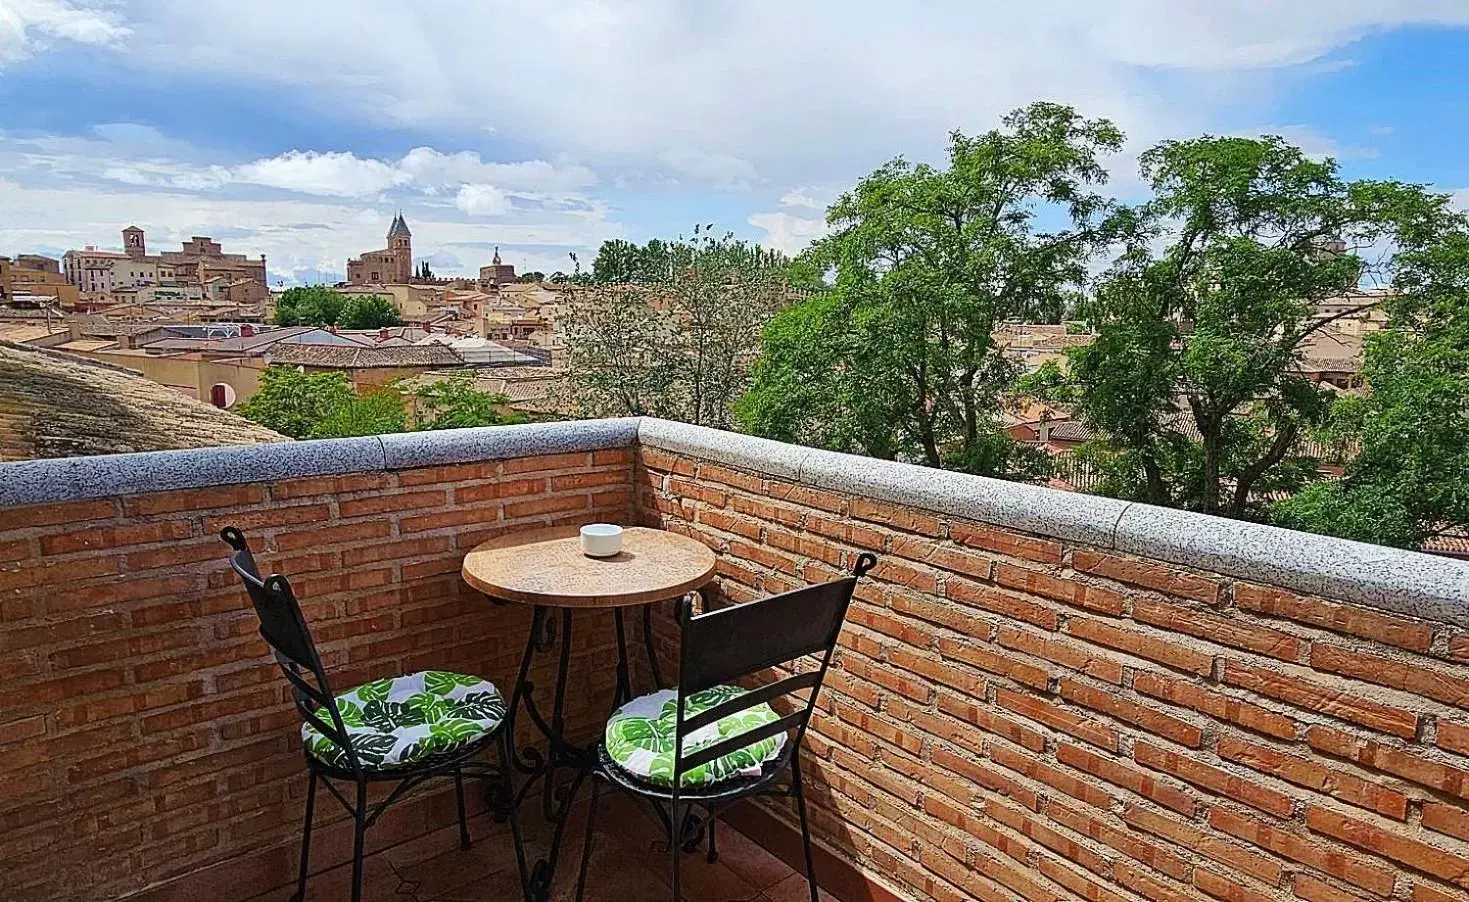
[247,793,838,902]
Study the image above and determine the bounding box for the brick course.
[0,451,631,901]
[638,448,1469,902]
[6,436,1469,902]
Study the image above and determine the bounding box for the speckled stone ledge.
[378,418,640,470]
[637,420,1469,626]
[0,418,640,508]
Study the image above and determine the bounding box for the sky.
[1,2,1468,287]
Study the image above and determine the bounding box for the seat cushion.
[604,685,787,789]
[301,671,505,771]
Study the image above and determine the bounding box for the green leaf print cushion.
[604,686,787,789]
[301,671,505,771]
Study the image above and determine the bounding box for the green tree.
[310,388,408,438]
[1275,201,1469,548]
[566,226,789,426]
[738,102,1122,477]
[338,294,403,329]
[591,238,675,284]
[563,286,679,417]
[1068,135,1427,517]
[273,286,347,326]
[517,271,546,283]
[236,367,356,438]
[409,374,529,430]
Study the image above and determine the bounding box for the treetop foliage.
[274,286,402,329]
[237,367,524,440]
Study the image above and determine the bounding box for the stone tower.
[387,213,412,283]
[122,226,146,261]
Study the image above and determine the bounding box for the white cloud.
[657,148,759,190]
[747,211,829,256]
[454,183,511,216]
[232,150,409,198]
[0,0,129,68]
[778,187,827,211]
[69,1,1469,191]
[398,148,596,194]
[1260,124,1379,161]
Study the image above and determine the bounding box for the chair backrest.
[670,552,876,789]
[219,526,361,773]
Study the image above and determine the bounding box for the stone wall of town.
[638,440,1469,902]
[0,447,632,901]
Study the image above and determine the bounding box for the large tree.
[737,102,1122,477]
[237,368,402,439]
[1275,200,1469,548]
[565,226,789,427]
[1067,135,1428,518]
[273,286,346,327]
[339,294,403,329]
[238,368,522,439]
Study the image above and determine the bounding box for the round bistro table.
[461,525,716,901]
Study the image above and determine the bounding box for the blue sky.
[2,2,1468,286]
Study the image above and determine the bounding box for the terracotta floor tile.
[708,823,796,892]
[762,873,837,902]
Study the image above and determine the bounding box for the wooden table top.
[461,525,717,608]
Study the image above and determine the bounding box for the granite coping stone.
[1113,504,1469,624]
[0,437,388,508]
[0,419,640,508]
[378,418,639,469]
[3,416,1466,626]
[637,420,1469,626]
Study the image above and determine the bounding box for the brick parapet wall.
[6,416,1469,902]
[0,448,634,901]
[637,443,1469,902]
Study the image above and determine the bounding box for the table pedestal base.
[491,604,657,901]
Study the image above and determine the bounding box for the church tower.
[122,226,146,261]
[387,213,412,283]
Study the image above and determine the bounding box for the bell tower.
[122,226,146,261]
[387,212,413,283]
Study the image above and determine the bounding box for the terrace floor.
[244,793,836,902]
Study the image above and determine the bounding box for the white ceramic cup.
[580,523,623,557]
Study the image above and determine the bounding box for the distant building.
[479,246,517,286]
[63,227,267,299]
[347,213,414,285]
[1,255,79,307]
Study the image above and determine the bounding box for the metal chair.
[574,552,877,902]
[219,527,527,902]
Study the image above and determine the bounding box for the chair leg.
[707,817,718,864]
[670,800,683,902]
[454,765,471,851]
[351,779,368,902]
[573,777,602,902]
[794,778,819,902]
[291,771,318,902]
[499,731,530,901]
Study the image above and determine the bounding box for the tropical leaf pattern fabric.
[604,686,787,789]
[301,671,504,770]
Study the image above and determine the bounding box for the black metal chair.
[219,527,528,902]
[573,552,876,902]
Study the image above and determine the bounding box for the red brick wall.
[638,447,1469,902]
[0,449,632,902]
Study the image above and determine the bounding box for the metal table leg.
[493,604,643,901]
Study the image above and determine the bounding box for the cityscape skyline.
[2,3,1469,287]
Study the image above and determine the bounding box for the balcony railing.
[2,418,1468,902]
